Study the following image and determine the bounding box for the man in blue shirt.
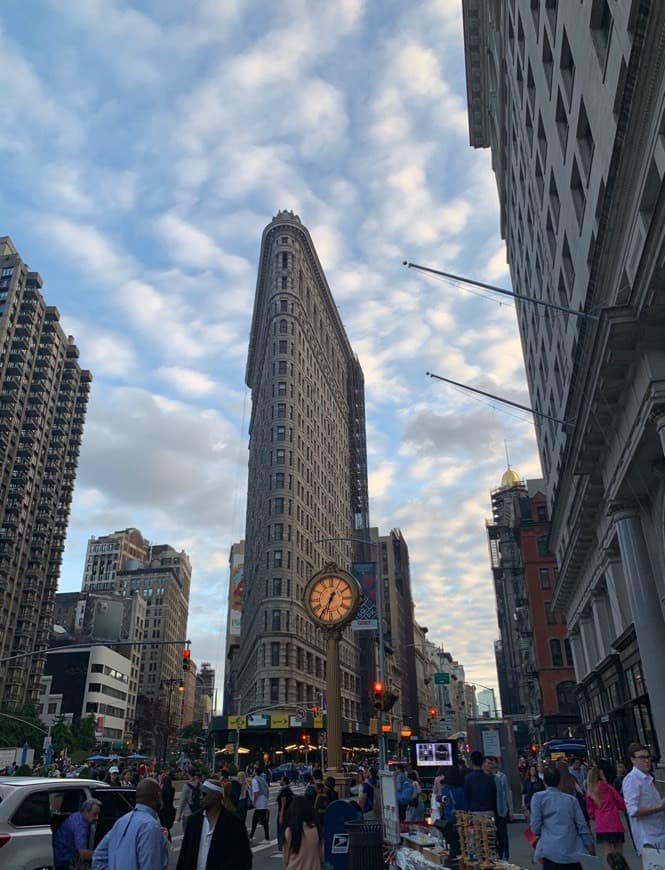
[92,778,168,870]
[463,751,497,814]
[53,798,102,870]
[531,767,594,870]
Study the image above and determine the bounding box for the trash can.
[345,820,383,870]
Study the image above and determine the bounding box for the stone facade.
[463,1,665,762]
[237,211,369,725]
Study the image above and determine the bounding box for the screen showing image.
[415,741,454,767]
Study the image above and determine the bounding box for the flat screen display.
[414,741,454,767]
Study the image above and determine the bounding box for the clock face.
[308,574,356,625]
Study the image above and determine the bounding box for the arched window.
[279,319,288,333]
[557,681,578,716]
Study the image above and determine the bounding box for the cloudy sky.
[1,0,541,702]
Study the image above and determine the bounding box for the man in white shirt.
[249,767,270,841]
[622,742,665,855]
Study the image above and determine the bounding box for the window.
[281,276,287,289]
[537,535,550,556]
[48,702,58,714]
[12,792,51,827]
[555,90,568,155]
[276,426,286,441]
[589,0,612,69]
[273,523,283,540]
[577,99,594,178]
[549,173,560,227]
[536,504,547,522]
[277,403,286,418]
[275,449,285,464]
[272,609,281,631]
[270,677,279,703]
[280,299,288,312]
[570,159,586,228]
[278,360,287,374]
[277,382,286,396]
[550,638,564,666]
[273,550,283,567]
[542,31,553,93]
[274,472,285,489]
[564,639,573,667]
[539,568,552,588]
[278,340,287,354]
[273,576,282,595]
[545,602,557,624]
[296,647,304,669]
[274,497,284,514]
[557,680,577,714]
[271,642,280,666]
[560,29,574,105]
[281,252,288,269]
[279,319,288,333]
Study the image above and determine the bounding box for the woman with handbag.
[236,771,251,826]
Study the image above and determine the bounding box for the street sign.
[295,707,307,721]
[434,672,450,685]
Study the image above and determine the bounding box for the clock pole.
[325,625,343,772]
[303,562,361,784]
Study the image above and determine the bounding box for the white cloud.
[157,366,217,397]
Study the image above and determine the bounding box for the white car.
[0,777,135,870]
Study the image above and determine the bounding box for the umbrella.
[87,754,109,761]
[126,753,146,759]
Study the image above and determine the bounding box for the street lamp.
[161,679,184,763]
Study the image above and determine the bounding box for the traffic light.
[182,648,191,672]
[382,689,399,712]
[178,680,184,693]
[300,733,309,745]
[372,681,384,710]
[428,707,438,719]
[311,705,319,715]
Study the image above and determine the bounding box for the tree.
[0,705,47,748]
[50,716,73,753]
[70,715,96,754]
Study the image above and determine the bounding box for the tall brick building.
[487,469,578,744]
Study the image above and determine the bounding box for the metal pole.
[375,556,388,770]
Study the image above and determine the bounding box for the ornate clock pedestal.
[303,562,361,786]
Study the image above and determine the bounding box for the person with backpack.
[397,774,414,822]
[176,771,201,832]
[357,767,377,819]
[277,774,295,849]
[406,771,425,822]
[304,769,323,804]
[250,765,270,841]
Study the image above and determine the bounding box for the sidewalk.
[508,821,641,870]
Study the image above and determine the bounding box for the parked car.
[0,776,135,870]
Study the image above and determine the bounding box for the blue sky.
[1,0,541,700]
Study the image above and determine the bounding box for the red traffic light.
[372,681,384,694]
[300,733,309,744]
[182,649,191,672]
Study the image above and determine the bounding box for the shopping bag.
[642,845,665,870]
[523,826,539,848]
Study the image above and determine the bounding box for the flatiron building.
[237,211,370,726]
